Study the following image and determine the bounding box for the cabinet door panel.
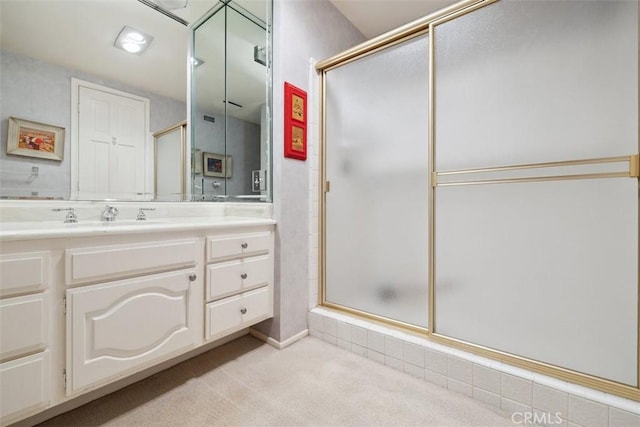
[67,269,201,394]
[0,293,48,361]
[0,252,49,297]
[206,255,271,301]
[0,351,50,424]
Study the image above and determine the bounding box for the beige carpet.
[38,335,517,427]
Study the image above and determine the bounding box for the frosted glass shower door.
[432,0,638,386]
[324,35,429,328]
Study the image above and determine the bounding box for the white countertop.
[0,216,276,241]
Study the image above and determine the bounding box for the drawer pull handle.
[241,242,248,249]
[240,308,247,314]
[188,273,197,282]
[241,273,248,279]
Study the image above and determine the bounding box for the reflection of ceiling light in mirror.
[191,57,205,67]
[114,26,154,55]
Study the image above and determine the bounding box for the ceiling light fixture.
[114,26,154,55]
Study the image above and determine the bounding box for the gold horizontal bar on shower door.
[437,155,633,176]
[315,0,493,72]
[437,171,630,187]
[434,154,638,187]
[630,154,639,177]
[321,29,430,74]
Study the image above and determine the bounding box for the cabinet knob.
[241,242,248,249]
[188,273,197,282]
[241,273,248,279]
[240,308,247,314]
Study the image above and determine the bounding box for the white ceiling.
[330,0,459,39]
[0,0,456,121]
[193,4,268,123]
[0,0,195,103]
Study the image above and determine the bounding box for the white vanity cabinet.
[64,239,202,395]
[0,252,51,425]
[0,217,275,426]
[205,230,274,341]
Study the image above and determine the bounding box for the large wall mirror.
[0,0,271,202]
[191,0,270,202]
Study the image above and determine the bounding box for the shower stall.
[319,0,639,401]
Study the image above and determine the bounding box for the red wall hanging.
[284,82,307,160]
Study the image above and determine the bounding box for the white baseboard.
[249,328,308,350]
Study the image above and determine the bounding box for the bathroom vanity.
[0,0,276,422]
[0,205,275,426]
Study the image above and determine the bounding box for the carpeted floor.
[38,335,517,426]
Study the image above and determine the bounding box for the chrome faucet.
[52,208,78,223]
[101,205,119,222]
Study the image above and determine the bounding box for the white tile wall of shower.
[307,308,640,427]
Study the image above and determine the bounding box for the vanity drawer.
[206,255,271,302]
[0,293,48,361]
[0,252,49,298]
[65,239,198,285]
[206,232,271,262]
[205,286,272,341]
[0,351,50,423]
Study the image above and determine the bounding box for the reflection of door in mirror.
[154,121,186,201]
[0,0,191,201]
[73,80,150,200]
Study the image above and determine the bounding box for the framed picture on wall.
[203,152,232,178]
[6,117,65,161]
[284,82,307,160]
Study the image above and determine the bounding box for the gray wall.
[254,0,366,342]
[0,49,186,199]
